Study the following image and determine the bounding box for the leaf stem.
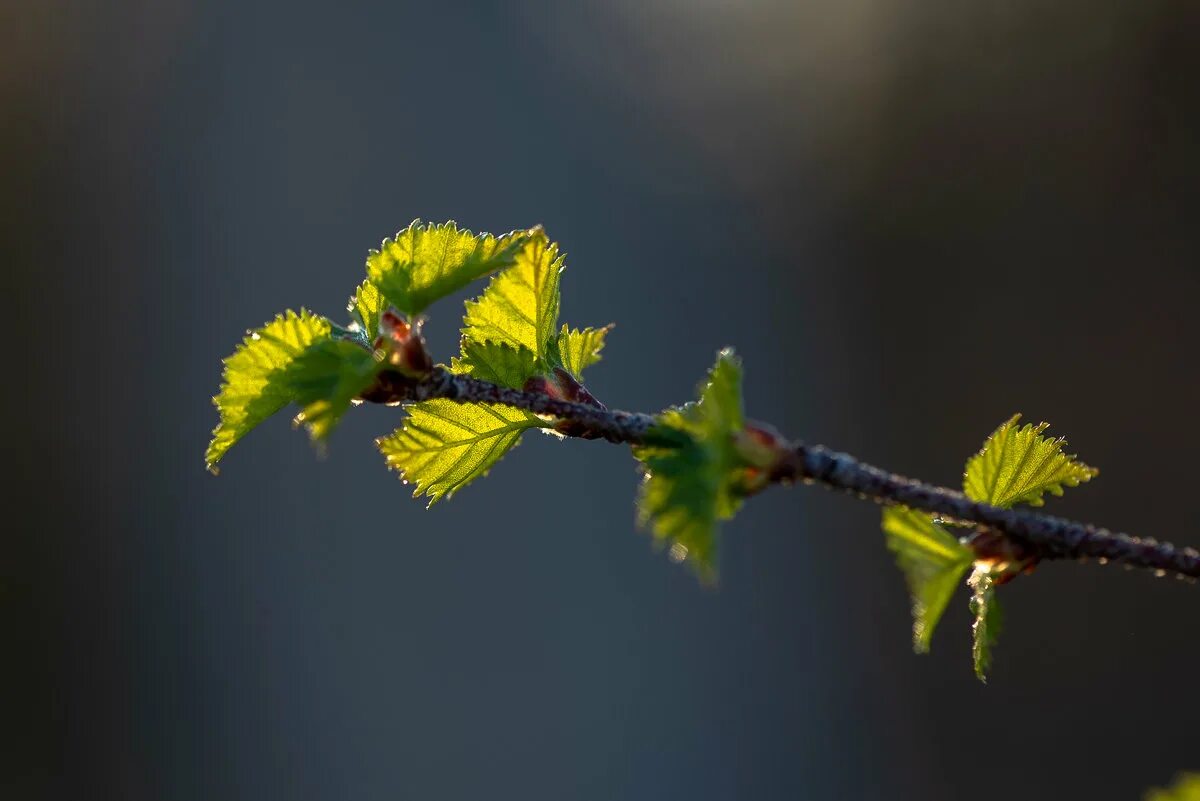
[366,367,1200,580]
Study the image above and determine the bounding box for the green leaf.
[348,279,386,343]
[377,399,550,506]
[462,231,563,366]
[967,567,1003,682]
[1146,774,1200,801]
[552,324,610,381]
[882,506,974,653]
[206,310,386,472]
[365,220,529,316]
[963,414,1098,508]
[288,339,385,442]
[450,340,538,390]
[633,349,745,576]
[206,310,331,473]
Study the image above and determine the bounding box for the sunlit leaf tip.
[376,399,550,507]
[967,566,1003,682]
[633,349,746,577]
[365,219,533,317]
[348,279,385,343]
[882,506,974,653]
[963,413,1098,509]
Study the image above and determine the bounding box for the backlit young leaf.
[450,340,538,390]
[968,567,1003,682]
[288,338,385,442]
[1146,774,1200,801]
[633,349,745,577]
[552,325,610,380]
[963,414,1098,508]
[462,232,563,365]
[207,310,331,472]
[349,279,386,343]
[206,310,386,472]
[366,220,529,316]
[882,506,974,653]
[377,399,550,506]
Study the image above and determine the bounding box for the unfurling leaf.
[967,566,1003,682]
[963,414,1097,508]
[1145,773,1200,801]
[207,310,328,472]
[450,341,539,390]
[366,220,530,316]
[882,506,974,653]
[349,279,386,343]
[377,399,550,506]
[462,231,563,365]
[633,349,745,577]
[552,325,610,381]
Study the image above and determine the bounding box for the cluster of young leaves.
[377,231,612,504]
[206,220,534,473]
[208,218,758,579]
[882,414,1098,680]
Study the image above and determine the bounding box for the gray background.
[5,0,1198,798]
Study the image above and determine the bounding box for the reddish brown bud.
[376,310,432,376]
[966,528,1039,583]
[551,367,606,409]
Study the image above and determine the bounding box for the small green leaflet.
[450,340,538,390]
[882,506,974,653]
[1146,774,1200,801]
[967,567,1002,682]
[963,414,1098,508]
[366,220,530,316]
[377,399,550,506]
[348,279,386,343]
[462,231,563,366]
[633,349,745,577]
[552,325,610,381]
[288,338,384,442]
[206,310,382,473]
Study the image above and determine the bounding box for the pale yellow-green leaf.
[462,231,562,364]
[882,506,974,653]
[968,566,1003,682]
[554,324,610,380]
[633,349,745,577]
[207,310,331,472]
[963,414,1098,508]
[365,220,529,316]
[377,399,550,506]
[348,279,386,342]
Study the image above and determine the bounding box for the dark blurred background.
[4,0,1198,798]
